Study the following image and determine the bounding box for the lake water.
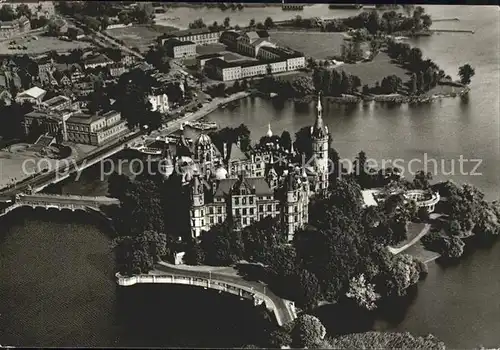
[0,5,499,348]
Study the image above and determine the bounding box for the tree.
[444,236,465,258]
[249,18,255,28]
[183,239,206,265]
[200,221,244,266]
[0,5,15,21]
[223,16,230,28]
[108,172,131,199]
[264,16,274,29]
[330,331,445,349]
[241,216,286,264]
[458,64,475,85]
[279,130,292,152]
[417,206,430,222]
[189,18,206,29]
[241,79,249,90]
[268,327,292,348]
[380,75,402,94]
[100,15,110,31]
[291,314,326,348]
[412,170,432,190]
[380,253,420,297]
[16,4,32,18]
[293,268,322,310]
[346,273,380,310]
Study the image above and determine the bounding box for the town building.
[16,86,46,105]
[83,54,114,70]
[160,28,221,46]
[0,16,30,39]
[65,110,127,145]
[109,63,127,78]
[196,53,225,70]
[148,89,170,114]
[23,107,128,146]
[164,38,196,58]
[219,30,240,49]
[40,95,73,111]
[236,30,274,57]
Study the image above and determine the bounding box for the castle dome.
[196,133,212,146]
[214,166,228,180]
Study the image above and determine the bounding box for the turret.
[266,123,273,137]
[191,174,205,207]
[310,92,329,190]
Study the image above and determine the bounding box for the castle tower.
[190,174,207,237]
[310,92,329,191]
[194,133,215,170]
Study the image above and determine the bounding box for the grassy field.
[104,25,177,53]
[333,52,411,88]
[270,31,349,59]
[0,36,92,55]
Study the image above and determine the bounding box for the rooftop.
[214,176,272,197]
[84,54,113,66]
[164,38,196,47]
[197,53,224,60]
[43,95,71,108]
[168,27,218,38]
[17,86,46,99]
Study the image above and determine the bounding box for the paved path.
[388,223,431,255]
[153,262,296,325]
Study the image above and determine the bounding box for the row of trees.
[324,7,432,35]
[264,313,445,349]
[0,3,33,21]
[312,68,362,96]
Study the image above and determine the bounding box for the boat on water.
[185,121,218,131]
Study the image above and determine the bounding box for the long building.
[204,48,305,82]
[160,28,221,46]
[23,104,128,146]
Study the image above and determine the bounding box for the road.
[154,262,296,325]
[63,16,145,60]
[0,130,143,196]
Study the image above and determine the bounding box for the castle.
[164,93,329,241]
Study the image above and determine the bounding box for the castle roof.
[311,92,328,139]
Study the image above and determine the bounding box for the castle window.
[218,216,223,223]
[236,208,240,216]
[201,210,204,216]
[210,217,214,224]
[235,197,239,205]
[259,205,263,212]
[249,197,254,205]
[250,208,254,215]
[217,207,222,214]
[267,204,272,212]
[243,208,247,215]
[201,219,204,226]
[242,197,247,205]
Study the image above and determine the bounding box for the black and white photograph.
[0,1,498,348]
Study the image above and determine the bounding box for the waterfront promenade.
[116,261,297,327]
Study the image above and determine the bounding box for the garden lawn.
[333,52,411,88]
[104,25,177,53]
[270,31,349,59]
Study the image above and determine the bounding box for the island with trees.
[248,7,474,106]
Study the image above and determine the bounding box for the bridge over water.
[0,193,119,217]
[116,263,297,327]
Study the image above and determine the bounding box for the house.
[164,38,196,58]
[83,54,114,70]
[16,86,47,105]
[109,63,127,78]
[0,89,13,106]
[148,90,169,114]
[121,55,136,67]
[37,56,54,75]
[58,74,72,86]
[54,63,84,82]
[205,58,241,82]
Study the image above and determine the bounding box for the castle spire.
[266,123,273,137]
[312,91,327,138]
